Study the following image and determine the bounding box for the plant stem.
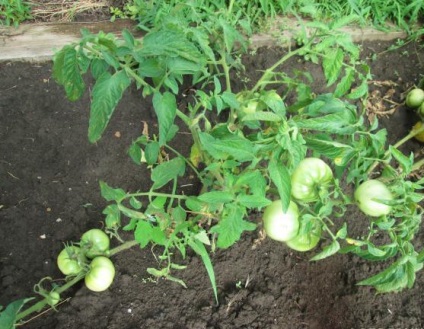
[16,273,85,322]
[126,191,189,200]
[109,240,139,256]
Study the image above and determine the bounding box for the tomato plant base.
[1,41,423,328]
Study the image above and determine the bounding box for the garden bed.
[1,37,424,328]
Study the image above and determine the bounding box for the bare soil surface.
[1,40,424,329]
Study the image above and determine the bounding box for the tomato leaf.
[135,220,167,248]
[210,204,256,249]
[237,194,271,209]
[53,46,86,101]
[188,239,218,303]
[0,298,34,329]
[89,70,131,143]
[198,191,234,204]
[389,146,413,174]
[198,132,256,162]
[322,47,344,86]
[99,181,126,202]
[268,156,291,212]
[310,240,340,261]
[151,157,186,190]
[153,92,177,146]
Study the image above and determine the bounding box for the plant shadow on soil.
[1,40,424,329]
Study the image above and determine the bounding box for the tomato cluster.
[56,229,115,292]
[263,157,394,252]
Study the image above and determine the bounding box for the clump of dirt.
[1,40,424,329]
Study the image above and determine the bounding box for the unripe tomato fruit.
[286,222,322,252]
[57,246,85,276]
[263,200,300,242]
[80,229,110,258]
[405,88,424,108]
[85,256,115,292]
[291,158,333,202]
[48,291,60,306]
[354,180,393,217]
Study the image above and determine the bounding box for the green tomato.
[48,291,60,306]
[80,229,110,258]
[263,200,300,242]
[354,179,393,217]
[291,158,333,202]
[406,88,424,108]
[57,246,85,276]
[85,256,116,292]
[286,220,322,252]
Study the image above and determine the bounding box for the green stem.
[15,273,85,322]
[126,191,189,200]
[108,240,139,257]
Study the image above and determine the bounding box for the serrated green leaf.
[90,58,109,80]
[122,28,135,48]
[390,146,413,174]
[151,157,185,190]
[210,204,256,249]
[295,109,357,134]
[144,141,160,165]
[310,240,340,261]
[153,92,177,146]
[194,231,210,245]
[237,195,271,209]
[135,220,167,248]
[198,132,255,162]
[53,46,86,101]
[367,243,387,257]
[103,204,121,228]
[89,70,131,143]
[221,91,239,109]
[198,191,234,204]
[138,29,205,64]
[323,48,344,86]
[129,197,142,210]
[99,181,126,202]
[334,67,355,97]
[268,156,291,212]
[348,79,368,99]
[242,111,283,122]
[336,223,347,239]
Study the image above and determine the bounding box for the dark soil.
[1,39,424,329]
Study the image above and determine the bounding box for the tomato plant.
[263,200,300,242]
[85,256,116,292]
[354,180,393,217]
[5,3,424,327]
[57,246,85,276]
[291,157,333,202]
[80,229,110,258]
